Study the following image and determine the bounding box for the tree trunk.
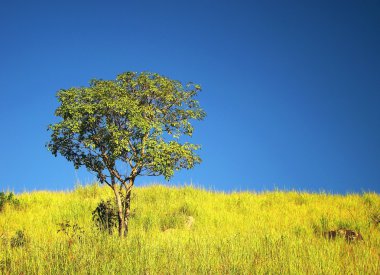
[112,184,125,237]
[123,178,134,236]
[124,189,132,235]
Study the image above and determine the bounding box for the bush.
[10,230,28,248]
[0,192,20,212]
[92,199,118,234]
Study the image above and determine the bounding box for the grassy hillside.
[0,184,379,274]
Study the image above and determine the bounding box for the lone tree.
[48,72,205,237]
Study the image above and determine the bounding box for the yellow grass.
[0,183,379,274]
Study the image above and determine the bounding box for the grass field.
[0,183,379,274]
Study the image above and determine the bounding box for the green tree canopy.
[48,71,205,236]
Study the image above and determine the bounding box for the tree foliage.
[47,71,205,236]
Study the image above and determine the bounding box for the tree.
[47,72,205,237]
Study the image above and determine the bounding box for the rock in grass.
[323,229,363,242]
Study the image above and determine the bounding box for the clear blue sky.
[0,0,379,193]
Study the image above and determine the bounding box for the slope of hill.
[0,184,379,274]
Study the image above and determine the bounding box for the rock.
[342,229,364,242]
[323,229,363,242]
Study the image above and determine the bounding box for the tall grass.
[0,184,379,274]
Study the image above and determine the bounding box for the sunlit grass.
[0,183,379,274]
